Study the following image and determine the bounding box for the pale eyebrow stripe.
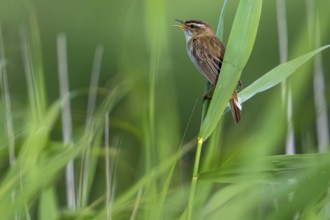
[186,22,206,28]
[194,23,205,28]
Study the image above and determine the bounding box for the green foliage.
[239,45,330,104]
[200,0,263,142]
[0,0,330,220]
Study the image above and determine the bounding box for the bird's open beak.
[173,19,187,29]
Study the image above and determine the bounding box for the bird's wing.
[192,36,225,85]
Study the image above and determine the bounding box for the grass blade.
[200,0,262,140]
[39,188,59,220]
[78,45,104,208]
[239,45,330,104]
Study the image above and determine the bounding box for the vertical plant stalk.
[20,26,46,219]
[104,116,123,220]
[276,1,298,215]
[276,0,295,154]
[28,12,47,114]
[187,138,203,220]
[78,46,103,207]
[187,1,229,219]
[104,112,112,220]
[20,27,42,123]
[308,2,329,153]
[85,45,103,134]
[0,25,16,166]
[0,23,17,220]
[130,188,143,220]
[147,51,158,170]
[306,0,330,215]
[313,33,329,152]
[56,33,76,209]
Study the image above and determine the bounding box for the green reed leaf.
[199,0,262,140]
[239,45,330,104]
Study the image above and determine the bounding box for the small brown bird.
[175,19,241,123]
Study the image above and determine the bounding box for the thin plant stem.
[105,112,112,220]
[187,138,203,219]
[187,1,228,218]
[276,0,295,155]
[305,0,330,152]
[216,0,229,40]
[85,45,103,134]
[192,139,203,183]
[56,33,76,209]
[306,0,330,216]
[130,188,143,220]
[78,45,103,208]
[0,24,16,166]
[313,32,330,152]
[0,22,18,220]
[20,26,42,123]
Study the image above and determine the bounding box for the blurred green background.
[1,0,329,137]
[1,0,330,219]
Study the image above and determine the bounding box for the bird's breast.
[186,42,203,74]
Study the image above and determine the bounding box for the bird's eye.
[188,24,195,28]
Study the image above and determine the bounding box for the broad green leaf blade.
[18,98,62,167]
[198,153,330,183]
[39,188,59,220]
[199,0,262,140]
[201,183,254,219]
[239,45,330,103]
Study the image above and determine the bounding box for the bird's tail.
[229,90,242,124]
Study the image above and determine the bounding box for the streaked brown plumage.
[175,19,241,123]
